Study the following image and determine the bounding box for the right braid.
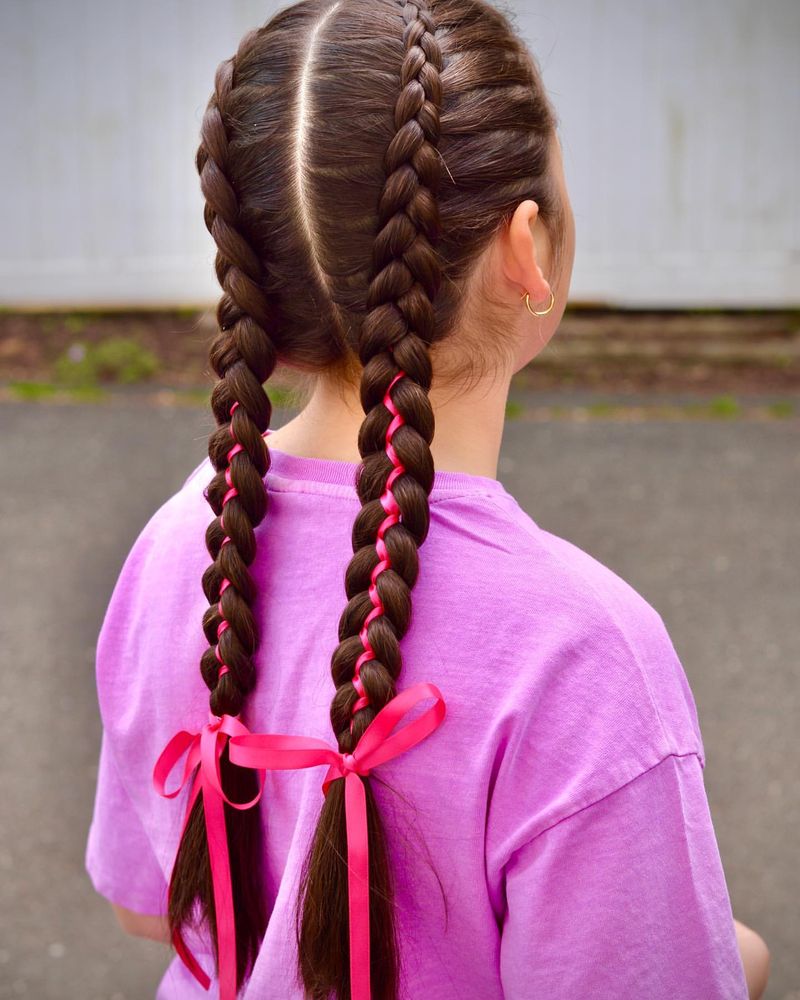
[297,4,444,997]
[166,39,276,991]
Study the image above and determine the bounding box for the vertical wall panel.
[0,0,797,307]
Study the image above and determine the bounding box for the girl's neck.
[267,369,512,480]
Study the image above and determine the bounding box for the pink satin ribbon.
[153,681,445,1000]
[350,370,407,728]
[153,712,266,998]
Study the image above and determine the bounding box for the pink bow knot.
[229,680,446,1000]
[152,712,265,997]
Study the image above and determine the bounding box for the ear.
[500,200,552,303]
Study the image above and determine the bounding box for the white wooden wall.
[1,0,797,308]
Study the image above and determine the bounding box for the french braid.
[296,4,444,997]
[167,41,274,990]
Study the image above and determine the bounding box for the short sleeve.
[499,752,749,1000]
[85,729,169,916]
[84,459,210,918]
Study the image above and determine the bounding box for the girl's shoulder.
[426,485,679,669]
[446,492,709,866]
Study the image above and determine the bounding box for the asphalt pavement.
[1,398,797,999]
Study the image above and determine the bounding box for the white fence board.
[1,0,797,308]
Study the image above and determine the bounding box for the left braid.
[167,36,275,990]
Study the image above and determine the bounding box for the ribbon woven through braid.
[350,369,407,729]
[215,399,243,681]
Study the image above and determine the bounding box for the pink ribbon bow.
[153,712,266,997]
[228,680,446,1000]
[153,681,446,1000]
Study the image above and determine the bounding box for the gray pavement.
[1,399,798,999]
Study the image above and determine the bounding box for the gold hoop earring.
[521,289,555,316]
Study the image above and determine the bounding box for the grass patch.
[175,387,212,406]
[63,313,92,335]
[269,384,300,410]
[67,385,108,402]
[8,380,59,401]
[6,379,108,403]
[767,400,795,418]
[505,399,524,420]
[171,383,300,410]
[708,394,741,418]
[586,401,616,417]
[55,337,159,387]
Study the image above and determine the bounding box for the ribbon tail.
[173,926,212,991]
[168,767,214,992]
[345,772,371,1000]
[202,764,238,1000]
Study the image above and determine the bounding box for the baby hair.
[165,1,565,996]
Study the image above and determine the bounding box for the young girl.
[85,1,768,997]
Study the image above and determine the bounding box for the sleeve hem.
[86,856,169,916]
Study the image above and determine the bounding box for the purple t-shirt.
[85,440,748,999]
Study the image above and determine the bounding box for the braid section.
[195,55,278,721]
[167,40,274,991]
[349,369,408,730]
[330,0,443,750]
[298,5,444,998]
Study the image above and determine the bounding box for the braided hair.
[165,1,566,996]
[167,40,275,987]
[295,5,443,997]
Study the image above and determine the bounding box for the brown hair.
[166,1,566,996]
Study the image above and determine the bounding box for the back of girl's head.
[169,2,567,996]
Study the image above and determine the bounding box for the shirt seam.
[264,473,507,505]
[508,750,703,859]
[184,457,508,504]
